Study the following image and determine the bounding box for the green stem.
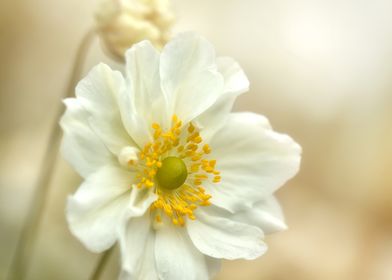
[7,29,96,280]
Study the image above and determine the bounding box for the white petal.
[75,63,136,154]
[233,196,287,235]
[127,184,157,218]
[60,98,116,178]
[187,207,267,260]
[155,226,209,280]
[196,57,249,141]
[119,214,158,280]
[160,32,224,124]
[66,165,133,252]
[118,146,139,168]
[207,112,302,212]
[125,41,167,125]
[118,41,167,146]
[217,57,250,96]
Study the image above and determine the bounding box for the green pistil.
[156,157,188,190]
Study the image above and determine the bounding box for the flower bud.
[95,0,175,61]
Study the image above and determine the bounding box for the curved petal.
[160,32,224,124]
[127,184,157,218]
[233,196,287,235]
[60,98,116,178]
[206,112,302,212]
[117,41,167,147]
[155,226,209,280]
[75,63,136,155]
[66,165,133,252]
[119,214,158,280]
[196,57,249,141]
[187,206,267,260]
[126,41,167,125]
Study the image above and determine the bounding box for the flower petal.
[217,57,250,96]
[196,57,249,141]
[117,41,167,147]
[125,41,166,124]
[66,165,132,252]
[233,196,287,235]
[60,98,116,178]
[160,32,224,124]
[75,63,136,155]
[155,226,209,280]
[187,207,267,260]
[127,184,157,218]
[119,214,158,280]
[206,112,302,212]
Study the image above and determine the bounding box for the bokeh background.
[1,0,392,279]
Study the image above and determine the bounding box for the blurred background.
[1,0,392,279]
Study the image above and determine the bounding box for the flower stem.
[7,29,96,280]
[89,247,115,280]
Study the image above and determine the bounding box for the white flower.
[95,0,174,61]
[61,33,301,279]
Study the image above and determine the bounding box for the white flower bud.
[95,0,175,61]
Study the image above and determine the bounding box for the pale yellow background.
[1,0,392,279]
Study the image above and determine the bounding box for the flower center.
[132,115,221,227]
[156,156,187,190]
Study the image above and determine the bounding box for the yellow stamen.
[155,215,162,223]
[188,123,195,133]
[203,144,211,154]
[134,115,220,227]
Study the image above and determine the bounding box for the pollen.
[134,115,221,227]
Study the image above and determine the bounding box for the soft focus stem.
[7,29,96,280]
[89,247,115,280]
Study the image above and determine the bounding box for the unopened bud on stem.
[95,0,174,61]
